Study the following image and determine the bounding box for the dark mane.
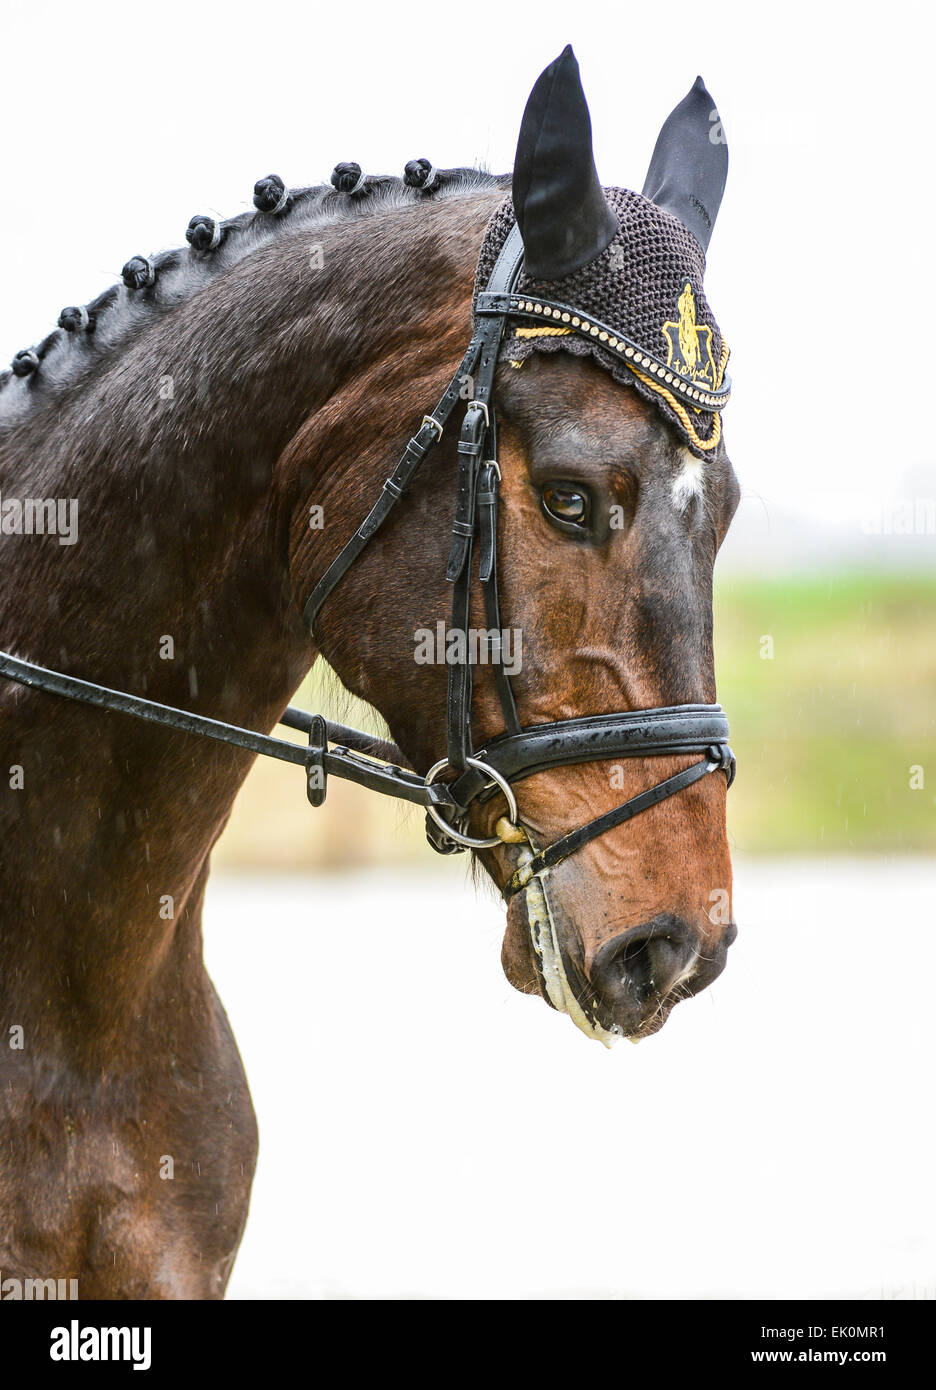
[0,165,507,428]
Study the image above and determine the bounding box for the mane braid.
[0,166,505,428]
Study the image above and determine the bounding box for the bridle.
[0,222,735,901]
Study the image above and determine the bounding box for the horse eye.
[541,484,590,528]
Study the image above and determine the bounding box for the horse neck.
[0,190,496,1020]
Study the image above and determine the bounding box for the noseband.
[0,222,734,901]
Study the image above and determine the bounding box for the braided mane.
[0,164,506,428]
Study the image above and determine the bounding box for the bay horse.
[0,48,739,1297]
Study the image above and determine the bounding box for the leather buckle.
[306,714,328,807]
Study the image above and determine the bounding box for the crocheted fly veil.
[474,47,731,458]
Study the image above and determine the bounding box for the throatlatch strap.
[304,222,524,635]
[302,336,482,631]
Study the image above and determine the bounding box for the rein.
[0,222,735,901]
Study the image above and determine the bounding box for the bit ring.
[425,756,519,849]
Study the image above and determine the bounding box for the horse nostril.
[617,933,683,1000]
[590,918,698,1014]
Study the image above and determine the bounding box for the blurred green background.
[713,570,935,854]
[214,569,936,870]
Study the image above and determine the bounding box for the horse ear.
[641,76,728,252]
[512,45,618,280]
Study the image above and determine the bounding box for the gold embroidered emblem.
[661,283,717,389]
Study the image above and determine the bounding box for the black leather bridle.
[0,222,734,900]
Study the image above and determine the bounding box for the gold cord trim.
[512,325,573,339]
[629,365,722,451]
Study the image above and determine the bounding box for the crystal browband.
[475,290,731,412]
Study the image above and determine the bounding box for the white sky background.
[0,0,932,555]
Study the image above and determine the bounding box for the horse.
[0,47,740,1298]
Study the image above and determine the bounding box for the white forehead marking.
[671,445,705,512]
